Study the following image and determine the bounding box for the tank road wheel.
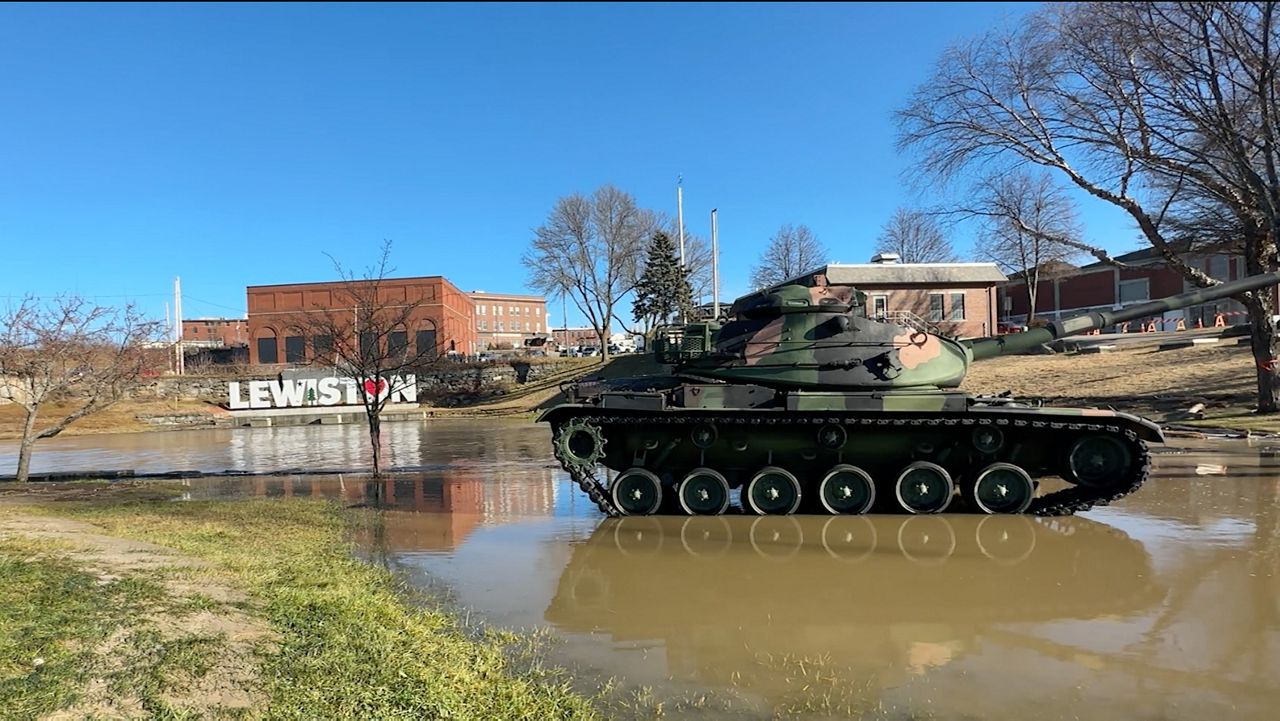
[1065,434,1132,488]
[745,466,802,515]
[611,468,662,516]
[894,461,954,514]
[967,463,1035,514]
[678,468,731,515]
[818,464,876,515]
[555,418,606,466]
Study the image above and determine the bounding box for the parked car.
[580,346,600,357]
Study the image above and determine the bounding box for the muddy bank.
[0,492,595,719]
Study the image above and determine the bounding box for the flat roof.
[246,275,448,290]
[467,291,545,301]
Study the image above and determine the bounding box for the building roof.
[467,291,545,302]
[781,263,1008,288]
[246,275,449,290]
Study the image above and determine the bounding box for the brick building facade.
[245,276,476,365]
[551,327,601,350]
[997,249,1272,329]
[467,292,548,350]
[181,318,248,347]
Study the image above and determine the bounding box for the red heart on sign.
[362,378,386,396]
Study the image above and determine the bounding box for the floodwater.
[4,419,1280,719]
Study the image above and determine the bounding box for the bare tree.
[289,240,439,476]
[875,209,957,263]
[967,172,1085,324]
[523,185,660,362]
[897,2,1280,411]
[749,224,827,290]
[0,297,162,482]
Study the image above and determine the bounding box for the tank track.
[550,412,1150,517]
[551,420,621,517]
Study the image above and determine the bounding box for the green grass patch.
[36,498,597,720]
[0,539,169,718]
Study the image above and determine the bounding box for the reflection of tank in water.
[541,272,1280,517]
[546,515,1160,702]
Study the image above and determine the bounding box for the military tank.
[541,270,1280,517]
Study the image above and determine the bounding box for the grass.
[3,497,596,720]
[0,537,176,719]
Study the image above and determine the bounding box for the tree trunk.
[15,409,38,483]
[367,411,383,476]
[1024,276,1039,326]
[1244,291,1280,413]
[599,321,611,363]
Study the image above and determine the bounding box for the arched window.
[255,328,278,364]
[416,320,438,360]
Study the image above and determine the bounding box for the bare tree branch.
[0,296,163,481]
[875,209,958,263]
[749,224,828,290]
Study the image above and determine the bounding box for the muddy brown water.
[3,419,1279,719]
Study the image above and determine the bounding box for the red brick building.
[245,276,476,365]
[997,249,1272,329]
[780,258,1008,339]
[181,318,248,347]
[552,327,601,350]
[467,291,548,350]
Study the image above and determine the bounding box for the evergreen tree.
[632,231,694,334]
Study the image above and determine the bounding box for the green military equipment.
[541,270,1280,517]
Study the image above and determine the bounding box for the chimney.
[870,252,901,264]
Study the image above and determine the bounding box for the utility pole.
[677,176,687,323]
[173,277,184,375]
[710,209,719,321]
[676,176,685,267]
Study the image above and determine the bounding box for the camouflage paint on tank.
[683,284,968,389]
[677,271,1280,389]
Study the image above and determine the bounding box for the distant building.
[245,276,476,365]
[467,291,548,350]
[997,247,1268,328]
[552,327,601,349]
[771,254,1007,338]
[181,318,248,348]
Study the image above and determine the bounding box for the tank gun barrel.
[965,270,1280,361]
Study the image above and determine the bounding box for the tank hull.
[541,382,1159,517]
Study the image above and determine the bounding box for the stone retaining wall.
[135,361,584,405]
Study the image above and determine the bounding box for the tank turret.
[541,270,1280,519]
[658,270,1280,389]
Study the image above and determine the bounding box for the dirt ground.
[0,400,222,440]
[962,341,1268,430]
[0,508,271,717]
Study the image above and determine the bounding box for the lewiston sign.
[226,375,418,410]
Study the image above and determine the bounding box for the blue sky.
[0,2,1139,325]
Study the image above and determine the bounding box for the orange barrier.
[1175,318,1186,331]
